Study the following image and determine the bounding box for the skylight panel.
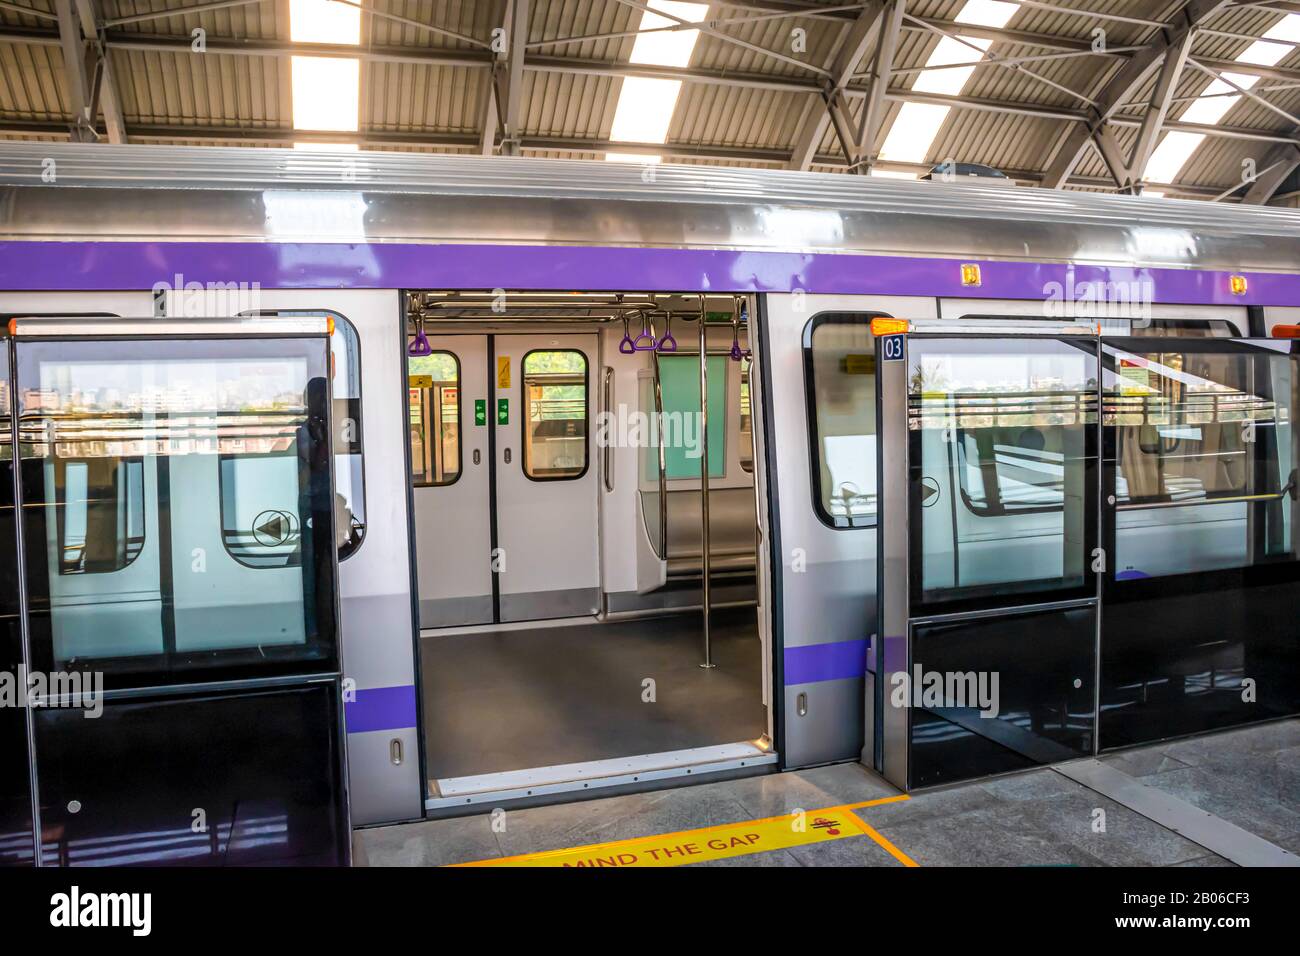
[1143,14,1299,186]
[606,1,708,161]
[877,1,1016,169]
[291,56,360,132]
[289,0,360,45]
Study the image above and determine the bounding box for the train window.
[1109,345,1295,578]
[658,355,726,479]
[910,337,1098,608]
[522,350,588,480]
[804,314,880,528]
[739,358,753,473]
[409,351,461,486]
[241,310,366,561]
[53,458,146,574]
[17,337,338,681]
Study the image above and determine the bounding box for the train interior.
[403,291,773,808]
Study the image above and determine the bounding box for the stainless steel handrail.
[1115,487,1294,511]
[650,347,667,561]
[602,366,614,493]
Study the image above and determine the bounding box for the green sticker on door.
[474,399,487,426]
[497,398,509,425]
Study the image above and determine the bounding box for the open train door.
[6,315,350,866]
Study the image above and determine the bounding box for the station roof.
[1,1,1298,205]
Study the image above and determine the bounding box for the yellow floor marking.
[843,811,920,867]
[453,794,912,868]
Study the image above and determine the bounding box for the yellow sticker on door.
[497,356,511,389]
[454,796,911,867]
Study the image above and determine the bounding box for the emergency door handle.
[504,448,512,464]
[473,449,481,465]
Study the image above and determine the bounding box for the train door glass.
[908,337,1099,613]
[899,335,1100,787]
[495,334,600,622]
[409,335,491,628]
[0,336,35,866]
[1100,338,1300,747]
[12,324,348,866]
[16,336,339,688]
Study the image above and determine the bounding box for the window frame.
[802,311,890,530]
[409,349,463,489]
[520,348,591,483]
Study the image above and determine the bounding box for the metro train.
[1,143,1299,866]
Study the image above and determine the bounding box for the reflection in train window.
[18,341,332,674]
[242,310,366,560]
[409,351,460,487]
[956,426,1067,516]
[53,458,146,574]
[1109,346,1296,578]
[523,350,588,480]
[219,453,302,569]
[329,316,366,559]
[739,358,753,473]
[910,338,1098,608]
[804,314,878,528]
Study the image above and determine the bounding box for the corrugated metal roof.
[0,0,1295,202]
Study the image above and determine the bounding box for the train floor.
[357,718,1300,867]
[420,605,767,781]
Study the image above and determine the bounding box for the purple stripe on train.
[784,638,869,686]
[2,241,1299,305]
[345,684,417,734]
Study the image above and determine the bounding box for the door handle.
[473,449,481,465]
[504,448,512,464]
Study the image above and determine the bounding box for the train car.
[1,143,1298,865]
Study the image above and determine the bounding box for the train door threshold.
[426,740,777,811]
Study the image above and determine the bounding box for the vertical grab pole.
[699,298,716,668]
[651,341,668,559]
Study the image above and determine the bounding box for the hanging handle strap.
[409,316,432,356]
[658,313,677,352]
[619,315,636,354]
[633,315,658,351]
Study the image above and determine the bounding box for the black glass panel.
[1101,338,1300,747]
[910,606,1096,788]
[35,684,347,866]
[907,337,1099,616]
[15,338,339,690]
[1,343,35,866]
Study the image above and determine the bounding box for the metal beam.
[54,0,100,142]
[1243,141,1300,204]
[74,0,125,143]
[856,0,903,173]
[1126,26,1195,190]
[787,1,882,171]
[500,0,529,157]
[3,24,1295,150]
[481,0,509,155]
[1042,0,1236,190]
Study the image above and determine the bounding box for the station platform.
[355,718,1300,867]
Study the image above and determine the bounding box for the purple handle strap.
[409,321,432,356]
[632,319,657,351]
